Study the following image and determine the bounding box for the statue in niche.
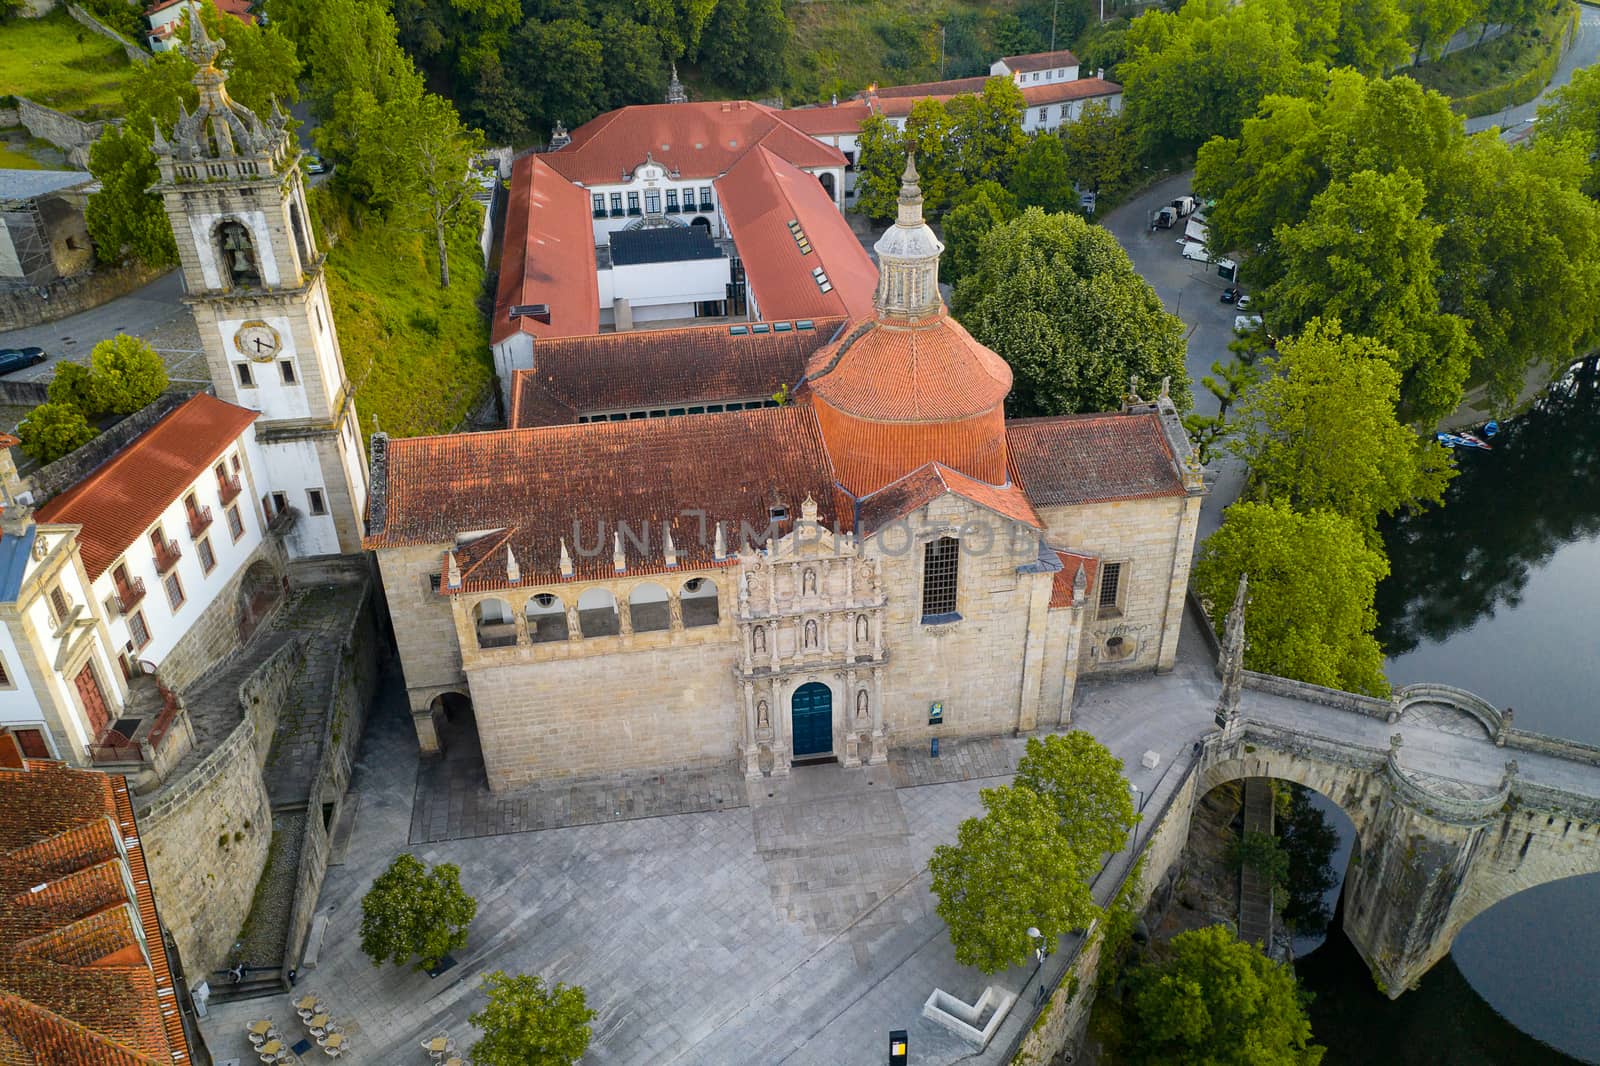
[857,690,869,719]
[757,700,769,727]
[802,567,817,595]
[804,619,818,648]
[753,626,766,654]
[855,615,869,643]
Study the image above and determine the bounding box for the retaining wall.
[0,261,170,333]
[15,98,116,169]
[66,3,149,63]
[26,388,198,502]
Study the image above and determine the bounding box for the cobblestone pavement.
[227,811,306,971]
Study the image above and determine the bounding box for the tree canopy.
[1230,319,1453,536]
[929,785,1100,973]
[1013,732,1138,870]
[359,854,478,971]
[468,971,595,1066]
[1193,500,1391,696]
[939,181,1019,287]
[1539,63,1600,197]
[87,336,169,416]
[1128,925,1325,1066]
[1058,100,1140,197]
[954,208,1191,416]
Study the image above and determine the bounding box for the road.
[0,270,206,383]
[1466,2,1600,136]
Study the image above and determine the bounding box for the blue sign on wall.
[929,701,943,726]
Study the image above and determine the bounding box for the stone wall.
[0,260,168,333]
[151,537,287,692]
[14,98,116,169]
[66,3,150,63]
[137,637,304,980]
[374,543,462,728]
[0,380,49,407]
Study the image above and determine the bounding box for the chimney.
[549,120,571,149]
[1097,68,1104,80]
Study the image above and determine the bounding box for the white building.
[144,0,255,52]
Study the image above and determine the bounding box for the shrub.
[88,334,167,415]
[19,403,97,464]
[46,361,102,417]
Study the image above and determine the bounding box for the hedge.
[1452,4,1581,119]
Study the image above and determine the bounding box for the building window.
[197,536,216,575]
[1098,562,1124,616]
[699,186,713,210]
[609,193,623,216]
[316,304,325,333]
[307,488,327,515]
[645,190,661,214]
[227,504,244,541]
[231,454,241,472]
[592,193,605,217]
[666,189,679,212]
[47,586,70,628]
[271,491,289,515]
[236,363,254,387]
[1040,107,1050,123]
[626,192,640,215]
[164,572,185,612]
[280,360,297,384]
[129,610,152,649]
[921,536,960,619]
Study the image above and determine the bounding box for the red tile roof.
[715,147,877,323]
[508,318,846,429]
[856,75,1119,118]
[1006,413,1188,506]
[544,102,845,187]
[857,462,1041,534]
[146,0,254,22]
[1049,549,1100,608]
[998,50,1081,72]
[34,393,256,581]
[1020,78,1122,107]
[0,755,192,1064]
[492,155,601,346]
[365,406,843,587]
[864,75,994,101]
[805,310,1012,422]
[780,102,874,136]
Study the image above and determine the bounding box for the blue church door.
[791,683,833,758]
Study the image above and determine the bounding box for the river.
[1295,361,1600,1064]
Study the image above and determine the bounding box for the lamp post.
[1129,783,1145,852]
[1027,926,1048,1006]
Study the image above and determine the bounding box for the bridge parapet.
[1241,669,1393,720]
[1514,779,1600,822]
[1384,749,1510,825]
[1394,683,1502,735]
[1504,729,1600,769]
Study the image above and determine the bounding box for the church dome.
[803,156,1013,497]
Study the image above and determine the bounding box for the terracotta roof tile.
[1006,413,1187,506]
[1020,78,1122,106]
[863,75,994,101]
[545,102,845,186]
[999,49,1081,72]
[1049,549,1099,608]
[0,756,192,1064]
[715,147,877,323]
[366,406,842,587]
[780,102,874,136]
[805,310,1012,422]
[857,462,1041,534]
[492,155,601,345]
[857,75,1119,118]
[33,393,256,581]
[508,317,846,429]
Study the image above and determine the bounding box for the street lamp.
[1026,926,1048,1006]
[1129,783,1145,853]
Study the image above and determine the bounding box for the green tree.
[1128,925,1324,1066]
[18,404,97,465]
[1058,100,1140,197]
[88,335,168,415]
[1538,63,1600,196]
[1013,732,1138,868]
[954,208,1191,416]
[903,98,958,213]
[1229,830,1290,888]
[929,785,1100,973]
[509,18,606,145]
[47,361,103,418]
[468,971,595,1066]
[1262,169,1471,424]
[1335,0,1414,73]
[599,14,667,111]
[1231,319,1454,535]
[85,127,177,268]
[1194,500,1391,696]
[944,77,1027,192]
[854,114,909,222]
[939,181,1018,286]
[1402,0,1480,64]
[1011,133,1074,214]
[698,0,790,95]
[359,854,478,971]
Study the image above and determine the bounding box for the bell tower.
[152,12,366,556]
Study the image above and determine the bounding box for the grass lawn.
[0,9,136,117]
[1408,4,1573,101]
[315,193,493,440]
[0,145,45,169]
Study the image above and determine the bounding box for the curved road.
[1466,1,1600,136]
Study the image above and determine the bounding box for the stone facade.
[143,535,286,692]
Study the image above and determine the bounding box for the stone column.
[842,667,862,768]
[412,707,443,754]
[771,677,791,776]
[669,594,683,632]
[868,665,888,765]
[740,681,761,778]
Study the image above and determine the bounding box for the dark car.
[305,154,329,174]
[0,347,46,376]
[1220,287,1240,304]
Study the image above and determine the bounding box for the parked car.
[305,154,329,174]
[1235,294,1252,311]
[1220,287,1240,304]
[0,348,46,377]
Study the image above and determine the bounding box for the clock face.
[234,321,283,363]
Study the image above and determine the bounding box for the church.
[366,160,1206,790]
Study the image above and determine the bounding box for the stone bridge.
[1124,584,1600,997]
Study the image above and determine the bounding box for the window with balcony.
[112,563,146,613]
[699,186,714,211]
[645,190,661,214]
[149,527,181,574]
[184,493,213,538]
[216,461,243,505]
[128,610,151,650]
[163,572,185,612]
[592,193,606,218]
[610,193,623,217]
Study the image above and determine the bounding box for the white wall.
[18,538,125,753]
[185,208,283,291]
[0,619,52,751]
[90,436,267,671]
[611,258,729,309]
[213,312,311,421]
[254,436,342,557]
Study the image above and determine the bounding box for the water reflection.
[1378,362,1600,658]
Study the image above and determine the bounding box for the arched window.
[921,536,960,619]
[473,597,516,648]
[682,577,719,628]
[525,592,568,643]
[577,587,620,637]
[216,220,261,289]
[628,582,671,632]
[818,172,836,199]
